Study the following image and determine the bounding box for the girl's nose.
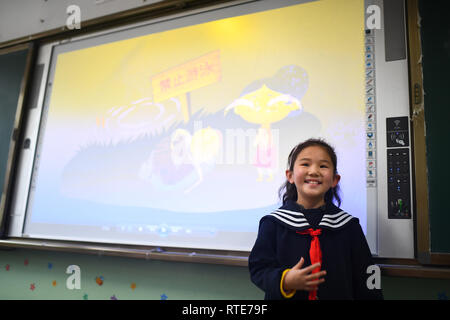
[308,165,320,175]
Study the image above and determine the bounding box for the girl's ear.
[332,174,341,188]
[285,170,294,184]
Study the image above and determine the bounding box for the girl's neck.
[296,198,325,210]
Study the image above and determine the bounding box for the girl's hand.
[282,257,326,292]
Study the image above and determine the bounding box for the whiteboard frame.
[6,0,415,258]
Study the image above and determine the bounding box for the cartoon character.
[95,97,181,144]
[138,126,222,194]
[224,65,308,181]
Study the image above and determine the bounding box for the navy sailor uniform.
[248,200,383,300]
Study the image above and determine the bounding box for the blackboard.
[419,0,450,253]
[0,45,31,237]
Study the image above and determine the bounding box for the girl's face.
[286,145,340,208]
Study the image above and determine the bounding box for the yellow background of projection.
[48,0,364,132]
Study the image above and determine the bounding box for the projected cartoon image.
[139,126,222,194]
[25,0,366,250]
[59,63,318,214]
[95,97,180,142]
[225,65,307,181]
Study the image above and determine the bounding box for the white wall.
[0,0,163,43]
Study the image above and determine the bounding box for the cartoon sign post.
[151,50,221,123]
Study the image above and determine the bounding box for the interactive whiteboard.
[9,0,398,254]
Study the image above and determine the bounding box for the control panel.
[386,117,411,219]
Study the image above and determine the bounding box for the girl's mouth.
[305,179,321,185]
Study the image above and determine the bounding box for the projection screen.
[10,0,373,252]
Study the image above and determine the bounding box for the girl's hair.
[278,138,342,207]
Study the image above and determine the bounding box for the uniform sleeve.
[350,221,384,300]
[248,218,290,300]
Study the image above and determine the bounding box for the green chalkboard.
[419,0,450,253]
[0,46,30,236]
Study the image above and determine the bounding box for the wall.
[0,0,162,43]
[1,0,449,301]
[0,248,262,300]
[1,248,449,300]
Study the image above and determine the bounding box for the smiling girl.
[248,138,383,300]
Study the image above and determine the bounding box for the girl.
[248,138,383,300]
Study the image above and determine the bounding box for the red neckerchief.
[296,228,322,300]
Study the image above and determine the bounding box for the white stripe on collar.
[321,211,350,223]
[275,208,307,217]
[272,210,308,223]
[319,214,353,229]
[269,208,354,230]
[322,210,348,219]
[268,213,310,228]
[319,211,353,228]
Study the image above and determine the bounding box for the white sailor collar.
[266,206,355,231]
